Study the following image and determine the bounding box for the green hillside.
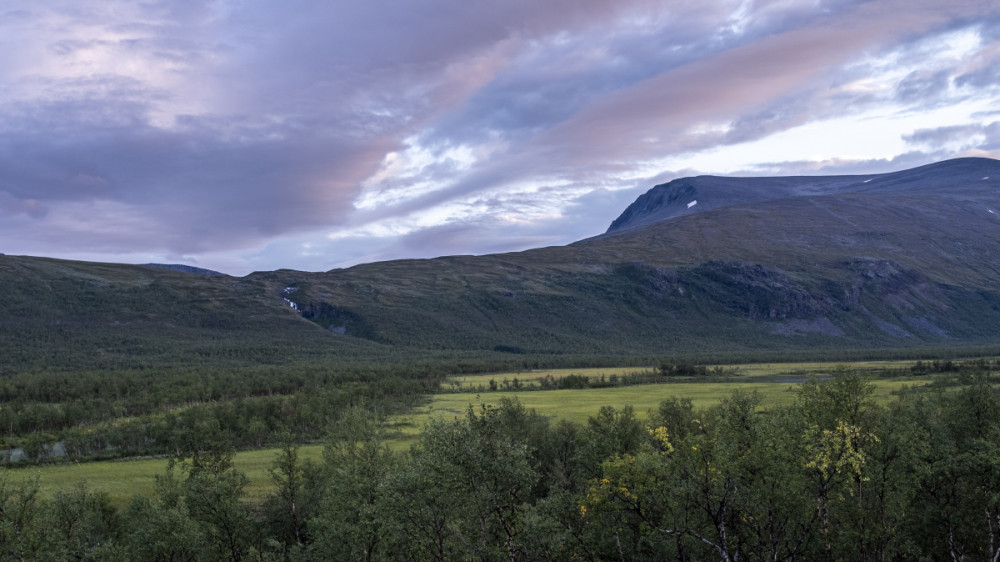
[0,255,386,373]
[257,159,1000,354]
[4,158,1000,372]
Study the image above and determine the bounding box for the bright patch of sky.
[355,140,480,210]
[637,23,998,174]
[664,98,997,174]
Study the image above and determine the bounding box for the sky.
[2,0,999,276]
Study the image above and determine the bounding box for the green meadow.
[445,359,926,387]
[409,375,931,427]
[2,445,326,508]
[442,366,653,389]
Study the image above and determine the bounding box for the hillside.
[252,157,1000,354]
[0,256,390,373]
[3,157,1000,369]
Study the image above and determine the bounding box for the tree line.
[3,372,1000,560]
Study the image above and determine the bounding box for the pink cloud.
[533,0,993,166]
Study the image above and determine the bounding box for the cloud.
[903,122,1000,152]
[359,0,997,216]
[0,191,47,219]
[0,98,397,248]
[1,0,999,274]
[734,152,946,177]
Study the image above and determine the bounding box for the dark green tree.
[307,407,398,562]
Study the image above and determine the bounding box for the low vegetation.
[3,370,1000,560]
[2,357,983,466]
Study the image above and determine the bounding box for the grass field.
[443,360,929,391]
[442,366,654,390]
[3,367,936,508]
[1,445,328,508]
[407,376,931,428]
[706,360,921,377]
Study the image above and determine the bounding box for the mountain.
[0,255,388,374]
[607,157,1000,234]
[3,157,1000,371]
[249,157,1000,354]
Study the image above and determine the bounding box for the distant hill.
[3,157,1000,371]
[0,255,387,373]
[142,263,228,276]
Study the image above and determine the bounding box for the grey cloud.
[422,0,856,149]
[903,124,983,147]
[896,69,953,103]
[0,191,47,218]
[956,61,1000,89]
[382,221,557,259]
[49,38,114,56]
[903,122,1000,151]
[944,17,1000,89]
[722,99,811,145]
[0,97,395,253]
[317,222,561,269]
[741,151,949,177]
[330,178,691,270]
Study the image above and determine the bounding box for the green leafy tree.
[42,482,117,559]
[910,378,1000,560]
[181,452,254,562]
[575,405,646,481]
[118,495,210,561]
[151,423,254,562]
[0,476,44,560]
[307,407,398,562]
[265,440,310,549]
[396,401,540,561]
[580,392,825,561]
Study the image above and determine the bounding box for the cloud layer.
[2,0,999,274]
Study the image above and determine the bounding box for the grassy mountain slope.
[0,256,388,373]
[3,158,1000,370]
[254,158,1000,354]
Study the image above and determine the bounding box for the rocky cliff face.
[607,178,699,232]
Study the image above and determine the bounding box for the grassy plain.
[2,445,327,509]
[707,360,921,377]
[444,360,924,390]
[407,376,931,428]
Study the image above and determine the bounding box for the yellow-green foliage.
[582,425,676,521]
[804,420,879,486]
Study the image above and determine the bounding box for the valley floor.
[5,358,943,506]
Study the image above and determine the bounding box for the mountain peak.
[607,157,1000,234]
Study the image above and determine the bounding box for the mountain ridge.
[606,157,1000,234]
[142,263,228,276]
[3,157,1000,370]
